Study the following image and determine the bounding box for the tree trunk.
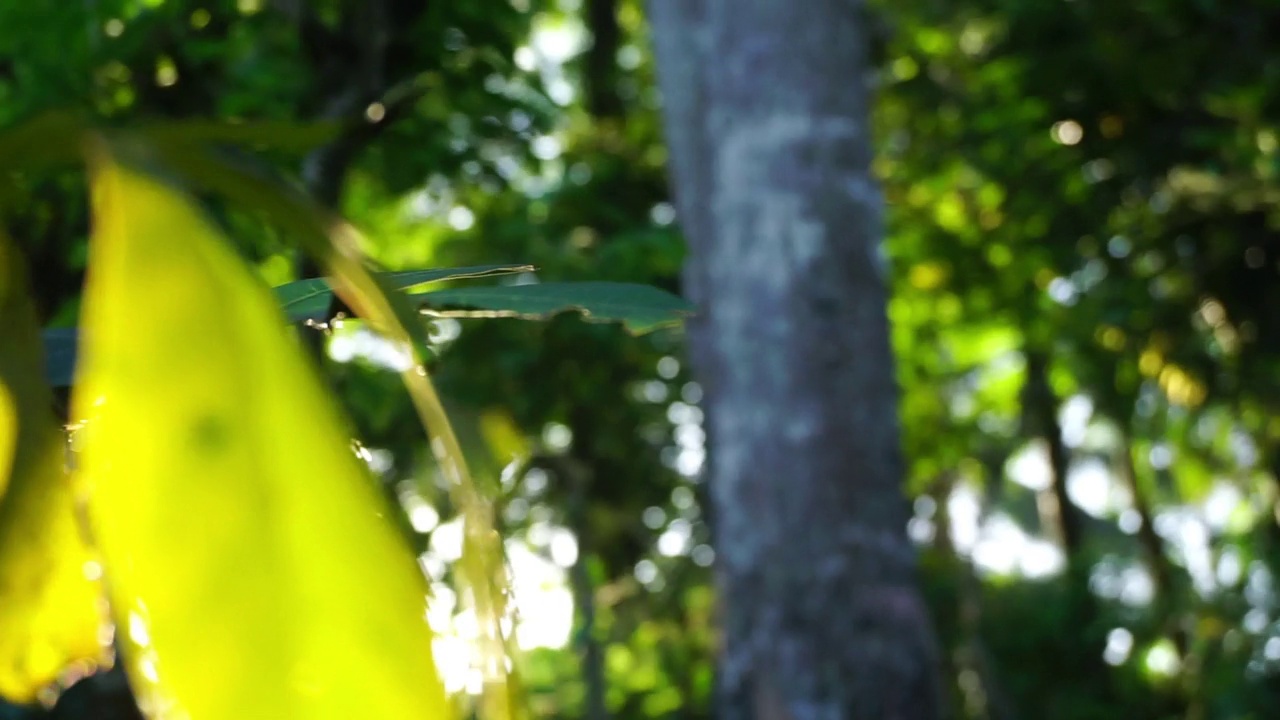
[647,2,944,719]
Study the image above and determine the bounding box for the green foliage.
[0,6,690,711]
[417,281,693,334]
[269,268,694,333]
[8,0,1280,719]
[279,265,535,323]
[877,0,1280,716]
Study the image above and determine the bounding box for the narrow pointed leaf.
[274,264,534,323]
[0,232,107,705]
[73,146,449,719]
[415,282,694,334]
[386,265,536,292]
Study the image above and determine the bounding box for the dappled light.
[3,0,1280,718]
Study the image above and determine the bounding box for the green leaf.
[72,143,450,719]
[0,112,90,217]
[414,281,694,334]
[388,265,537,292]
[274,264,535,323]
[273,277,333,323]
[0,231,107,705]
[0,112,87,176]
[135,119,340,154]
[48,275,690,391]
[40,266,539,385]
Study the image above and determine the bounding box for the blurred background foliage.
[3,0,1280,718]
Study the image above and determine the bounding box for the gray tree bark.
[646,2,944,719]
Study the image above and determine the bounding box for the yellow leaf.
[73,146,451,719]
[155,143,518,718]
[0,232,108,704]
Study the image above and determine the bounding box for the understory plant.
[0,115,689,719]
